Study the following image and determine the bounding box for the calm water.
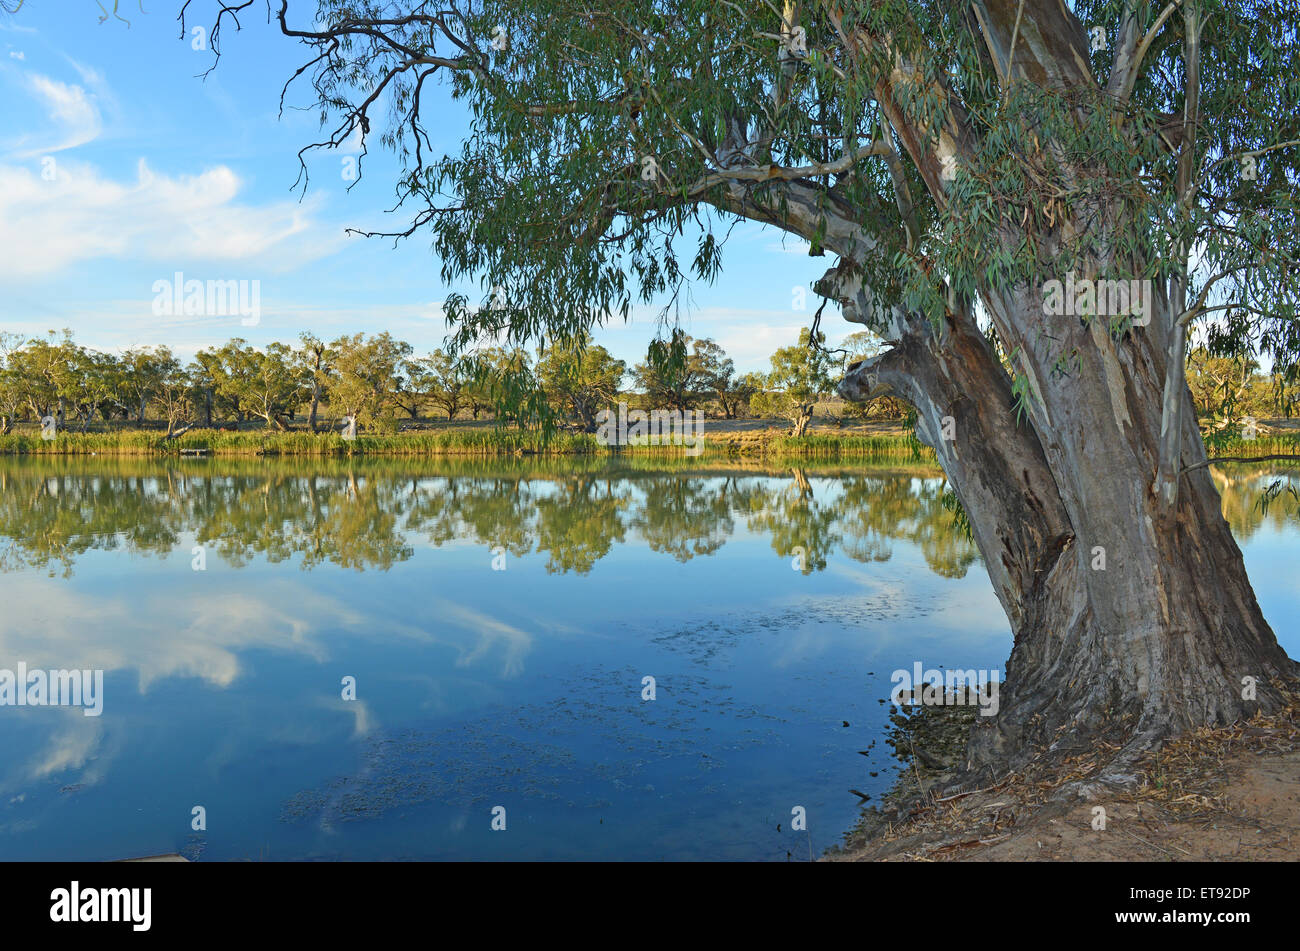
[0,456,1295,861]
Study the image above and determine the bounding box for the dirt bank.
[830,692,1300,861]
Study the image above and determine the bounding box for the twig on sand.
[933,783,1001,804]
[1121,828,1191,857]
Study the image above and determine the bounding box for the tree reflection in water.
[0,456,1291,578]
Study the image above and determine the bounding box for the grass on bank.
[0,428,594,456]
[0,426,1296,464]
[0,425,936,460]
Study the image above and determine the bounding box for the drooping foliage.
[180,0,1299,424]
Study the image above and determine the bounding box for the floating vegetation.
[277,667,784,831]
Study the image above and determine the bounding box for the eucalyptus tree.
[10,331,70,422]
[327,332,413,427]
[0,333,24,434]
[120,345,174,426]
[1185,346,1272,423]
[64,348,123,432]
[209,339,302,431]
[295,332,336,430]
[536,334,626,431]
[469,345,535,419]
[393,356,432,420]
[152,356,195,437]
[713,369,760,419]
[691,338,747,418]
[189,351,226,426]
[417,348,467,420]
[766,328,837,435]
[631,333,713,411]
[734,371,769,418]
[189,0,1300,773]
[480,345,553,425]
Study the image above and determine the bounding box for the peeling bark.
[838,276,1297,777]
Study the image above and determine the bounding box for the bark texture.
[832,265,1297,778]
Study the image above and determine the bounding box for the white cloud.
[0,157,348,279]
[11,71,102,156]
[0,298,453,364]
[27,710,104,780]
[0,579,360,693]
[711,316,815,370]
[8,51,24,60]
[435,601,533,677]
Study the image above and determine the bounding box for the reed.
[4,426,1290,463]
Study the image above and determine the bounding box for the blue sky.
[0,2,851,374]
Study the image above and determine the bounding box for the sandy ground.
[831,700,1300,862]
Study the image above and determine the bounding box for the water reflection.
[1212,465,1300,540]
[2,457,1293,579]
[0,456,992,577]
[0,456,1293,860]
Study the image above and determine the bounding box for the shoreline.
[0,425,933,460]
[830,689,1300,862]
[1,425,1295,463]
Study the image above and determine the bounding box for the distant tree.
[536,335,625,432]
[9,331,70,422]
[1185,346,1276,427]
[469,346,535,421]
[392,356,433,421]
[120,345,174,425]
[0,332,27,434]
[295,333,336,431]
[732,371,767,418]
[64,348,122,432]
[190,350,232,425]
[691,338,746,418]
[416,349,465,421]
[209,339,302,431]
[152,357,194,437]
[328,333,413,428]
[766,329,835,437]
[632,333,713,411]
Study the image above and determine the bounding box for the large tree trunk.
[810,0,1298,781]
[721,145,1298,780]
[837,273,1298,781]
[984,286,1294,777]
